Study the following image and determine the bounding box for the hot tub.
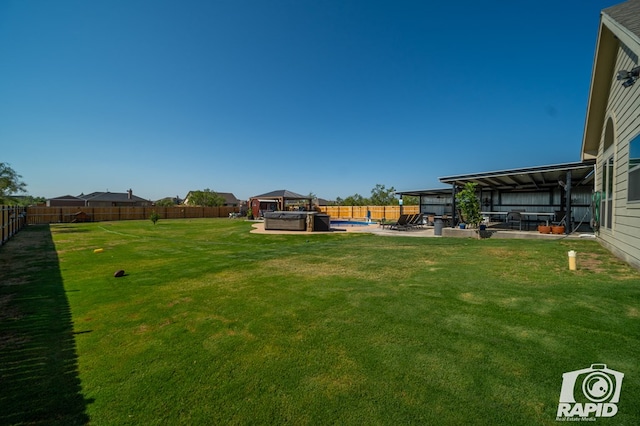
[264,212,307,231]
[263,211,331,231]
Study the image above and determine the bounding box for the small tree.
[150,210,160,225]
[455,182,482,228]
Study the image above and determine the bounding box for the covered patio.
[397,161,596,234]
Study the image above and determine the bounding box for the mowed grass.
[2,219,640,425]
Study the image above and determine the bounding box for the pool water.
[330,220,374,227]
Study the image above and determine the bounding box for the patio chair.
[506,211,522,230]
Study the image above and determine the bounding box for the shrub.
[150,210,160,225]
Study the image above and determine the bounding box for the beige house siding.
[592,8,640,269]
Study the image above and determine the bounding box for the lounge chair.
[407,213,424,229]
[388,214,411,230]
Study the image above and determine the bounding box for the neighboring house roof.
[48,195,84,201]
[316,198,333,205]
[78,191,148,203]
[252,190,309,200]
[603,0,640,38]
[218,192,240,205]
[582,0,640,159]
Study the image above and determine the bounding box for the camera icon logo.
[557,364,624,419]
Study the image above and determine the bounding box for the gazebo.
[249,190,313,218]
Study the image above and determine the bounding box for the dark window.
[601,156,614,229]
[629,134,640,202]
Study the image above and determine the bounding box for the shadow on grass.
[0,225,91,425]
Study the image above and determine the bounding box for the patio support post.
[451,185,457,228]
[565,171,572,234]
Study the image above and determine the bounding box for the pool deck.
[250,221,595,240]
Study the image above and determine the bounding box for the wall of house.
[47,199,85,207]
[597,32,640,270]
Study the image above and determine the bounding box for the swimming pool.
[330,220,375,227]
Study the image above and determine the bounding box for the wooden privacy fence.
[23,205,418,225]
[318,205,419,221]
[26,206,239,225]
[1,205,27,245]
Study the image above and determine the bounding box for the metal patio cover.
[438,161,596,191]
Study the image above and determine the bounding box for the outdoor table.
[521,212,555,226]
[481,212,556,227]
[481,211,509,222]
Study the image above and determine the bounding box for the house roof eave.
[582,3,640,161]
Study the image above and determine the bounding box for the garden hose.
[591,191,601,231]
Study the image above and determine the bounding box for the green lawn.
[1,219,639,425]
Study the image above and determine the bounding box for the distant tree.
[0,163,27,204]
[341,193,368,206]
[370,184,397,206]
[336,185,420,206]
[186,189,225,207]
[402,195,419,205]
[155,198,176,207]
[14,195,46,206]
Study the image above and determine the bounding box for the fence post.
[11,206,15,237]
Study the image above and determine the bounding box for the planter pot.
[551,225,565,234]
[459,224,466,229]
[538,225,551,234]
[479,224,487,231]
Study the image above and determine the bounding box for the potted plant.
[455,182,482,231]
[538,224,552,234]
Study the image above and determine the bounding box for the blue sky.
[0,0,616,201]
